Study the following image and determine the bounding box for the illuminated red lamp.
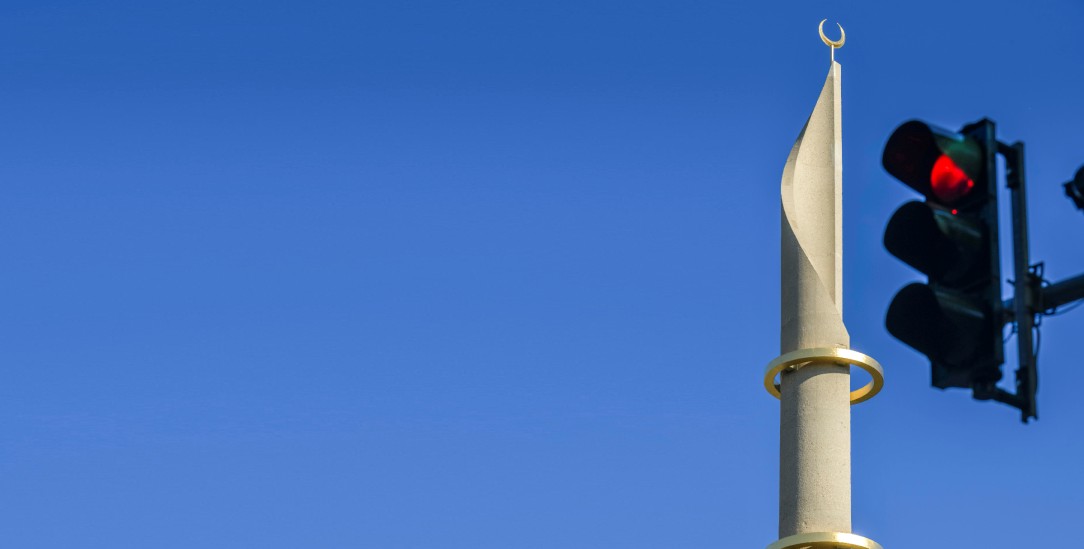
[930,154,975,204]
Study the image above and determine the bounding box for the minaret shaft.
[779,364,851,535]
[778,61,850,538]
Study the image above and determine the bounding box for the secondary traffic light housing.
[882,120,1004,394]
[1065,165,1084,211]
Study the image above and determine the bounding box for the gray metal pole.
[1042,274,1084,310]
[1005,274,1084,312]
[1008,141,1037,421]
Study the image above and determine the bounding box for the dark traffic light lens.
[930,154,975,204]
[883,201,984,285]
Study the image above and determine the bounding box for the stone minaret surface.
[778,60,850,537]
[763,45,884,548]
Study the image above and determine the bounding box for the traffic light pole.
[993,141,1039,422]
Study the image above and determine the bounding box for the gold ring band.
[764,347,884,405]
[767,531,883,549]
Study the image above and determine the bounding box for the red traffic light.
[931,154,976,203]
[883,121,983,207]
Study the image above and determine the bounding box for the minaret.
[762,21,884,549]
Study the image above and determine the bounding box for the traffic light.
[882,120,1004,394]
[1065,165,1084,211]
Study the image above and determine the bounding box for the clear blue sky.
[2,1,1083,547]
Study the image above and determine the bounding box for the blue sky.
[2,1,1083,547]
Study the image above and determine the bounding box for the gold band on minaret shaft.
[764,347,884,405]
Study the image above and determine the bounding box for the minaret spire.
[762,21,884,549]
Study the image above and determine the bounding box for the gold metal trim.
[764,347,884,405]
[818,20,846,49]
[767,531,882,549]
[818,19,845,63]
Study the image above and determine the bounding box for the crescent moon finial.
[818,19,845,62]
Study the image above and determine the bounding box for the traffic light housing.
[882,120,1004,394]
[1065,165,1084,211]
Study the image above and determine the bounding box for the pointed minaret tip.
[780,21,846,354]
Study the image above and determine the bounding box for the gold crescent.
[819,19,845,48]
